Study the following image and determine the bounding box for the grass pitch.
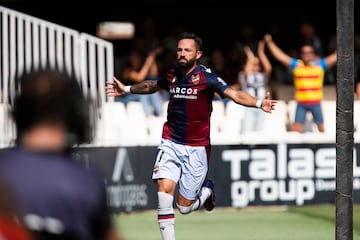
[115,204,360,240]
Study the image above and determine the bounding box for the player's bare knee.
[176,203,193,215]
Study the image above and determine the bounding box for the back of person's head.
[12,68,92,148]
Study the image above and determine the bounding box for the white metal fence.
[0,5,114,147]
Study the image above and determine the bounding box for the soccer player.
[0,69,123,240]
[106,32,277,240]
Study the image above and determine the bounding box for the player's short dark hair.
[13,68,92,146]
[178,32,203,51]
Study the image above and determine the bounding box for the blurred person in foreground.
[264,33,337,133]
[106,32,277,240]
[0,68,123,240]
[0,175,32,240]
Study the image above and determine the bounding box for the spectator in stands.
[298,21,324,57]
[209,48,241,90]
[0,68,123,240]
[116,48,165,117]
[238,25,258,51]
[238,40,272,133]
[208,48,241,103]
[223,43,243,88]
[264,34,337,133]
[106,32,277,240]
[135,17,160,56]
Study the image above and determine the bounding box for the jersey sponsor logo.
[173,94,197,99]
[169,87,198,95]
[169,86,198,99]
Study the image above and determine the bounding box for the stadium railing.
[0,5,114,146]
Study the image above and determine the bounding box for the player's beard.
[177,56,197,72]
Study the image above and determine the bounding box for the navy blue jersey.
[157,64,229,146]
[0,147,110,240]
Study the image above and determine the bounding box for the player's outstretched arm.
[105,76,161,96]
[224,88,277,113]
[129,80,161,94]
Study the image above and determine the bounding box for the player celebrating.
[106,32,277,240]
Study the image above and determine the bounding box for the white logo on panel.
[112,148,134,182]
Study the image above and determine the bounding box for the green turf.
[115,204,360,240]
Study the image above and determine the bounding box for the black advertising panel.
[2,143,359,213]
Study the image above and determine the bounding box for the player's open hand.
[261,91,277,113]
[105,77,126,97]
